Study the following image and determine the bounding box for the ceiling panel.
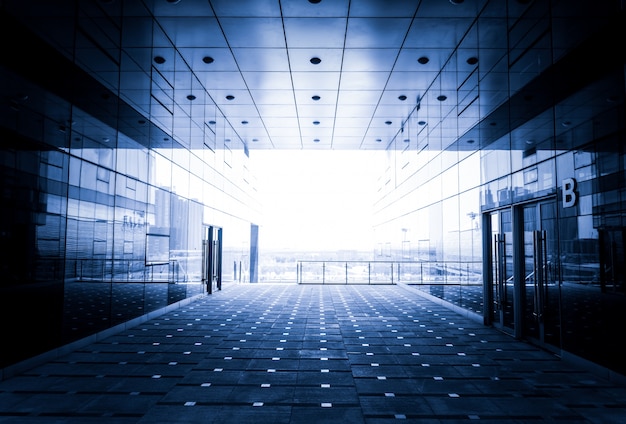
[287,48,344,72]
[345,18,412,48]
[301,127,333,137]
[178,48,238,72]
[250,89,295,105]
[294,90,338,105]
[270,136,303,148]
[333,126,369,138]
[156,17,226,48]
[218,104,259,118]
[331,136,365,149]
[263,117,301,129]
[349,0,420,18]
[281,0,350,18]
[242,72,294,90]
[231,48,290,72]
[256,104,298,118]
[283,18,348,48]
[219,18,286,48]
[342,48,400,72]
[404,18,473,49]
[339,72,390,91]
[193,72,248,90]
[208,0,281,17]
[149,0,215,17]
[291,72,341,90]
[416,0,487,18]
[335,105,377,118]
[336,90,382,105]
[207,89,253,106]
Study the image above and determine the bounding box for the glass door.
[522,201,561,349]
[490,209,515,334]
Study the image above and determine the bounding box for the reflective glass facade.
[0,2,259,368]
[373,1,626,376]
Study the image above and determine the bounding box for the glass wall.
[373,1,626,376]
[0,2,259,369]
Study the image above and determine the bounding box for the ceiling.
[142,0,495,150]
[2,0,566,151]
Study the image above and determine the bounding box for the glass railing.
[296,259,484,314]
[296,260,482,285]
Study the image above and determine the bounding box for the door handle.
[494,233,507,309]
[533,230,547,322]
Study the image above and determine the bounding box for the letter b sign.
[562,178,577,208]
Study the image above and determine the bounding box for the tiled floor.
[1,283,625,423]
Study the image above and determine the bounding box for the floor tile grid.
[0,284,625,423]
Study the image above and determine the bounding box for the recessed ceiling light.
[187,94,196,101]
[226,95,235,100]
[154,56,166,64]
[417,56,429,64]
[310,57,322,65]
[398,95,407,101]
[312,95,321,101]
[466,57,478,65]
[202,56,214,64]
[437,95,447,101]
[242,120,249,125]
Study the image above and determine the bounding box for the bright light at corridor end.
[252,150,385,252]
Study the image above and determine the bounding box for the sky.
[251,150,385,252]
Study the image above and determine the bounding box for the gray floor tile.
[1,283,625,423]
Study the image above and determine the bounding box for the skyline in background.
[251,150,385,252]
